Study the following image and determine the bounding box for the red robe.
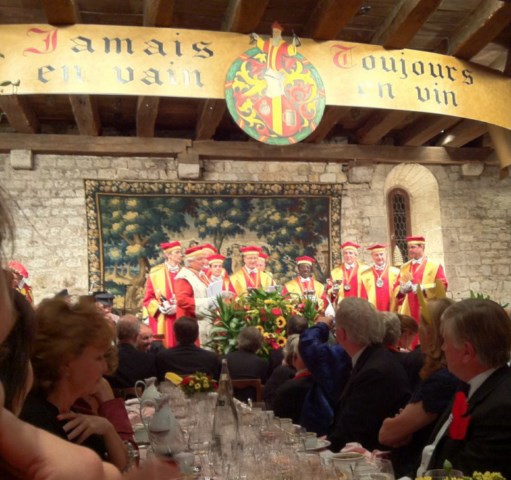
[360,265,400,312]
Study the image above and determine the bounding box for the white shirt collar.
[166,263,180,273]
[467,368,498,399]
[411,257,425,265]
[374,264,386,271]
[344,263,355,270]
[245,267,257,275]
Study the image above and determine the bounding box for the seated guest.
[137,322,165,355]
[106,319,156,390]
[419,299,511,478]
[328,298,411,453]
[398,313,423,390]
[381,312,402,352]
[155,316,220,381]
[379,298,459,476]
[0,288,35,415]
[20,297,129,471]
[264,334,298,409]
[272,335,314,425]
[225,326,269,402]
[268,314,308,375]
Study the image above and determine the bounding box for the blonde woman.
[20,298,128,471]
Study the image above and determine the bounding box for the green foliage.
[469,290,509,309]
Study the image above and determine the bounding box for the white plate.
[304,439,331,451]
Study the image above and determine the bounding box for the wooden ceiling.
[1,0,511,165]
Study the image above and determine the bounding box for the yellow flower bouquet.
[180,372,217,397]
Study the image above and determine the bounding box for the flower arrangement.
[180,372,217,396]
[207,288,313,358]
[416,460,506,480]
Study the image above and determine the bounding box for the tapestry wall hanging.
[85,180,342,314]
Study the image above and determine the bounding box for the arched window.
[387,188,411,265]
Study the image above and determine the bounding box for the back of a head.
[381,312,401,346]
[173,316,199,345]
[335,297,383,346]
[237,326,263,353]
[32,297,114,394]
[116,319,140,343]
[397,314,418,335]
[284,333,300,366]
[441,298,511,368]
[286,315,308,336]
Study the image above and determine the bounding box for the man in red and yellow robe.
[326,242,369,306]
[230,245,274,298]
[143,241,182,347]
[393,236,448,344]
[282,256,326,312]
[205,254,235,296]
[360,244,400,312]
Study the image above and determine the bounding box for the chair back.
[231,378,264,403]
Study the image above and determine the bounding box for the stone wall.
[0,153,510,306]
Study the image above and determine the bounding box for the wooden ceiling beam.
[41,0,80,24]
[436,120,487,147]
[304,0,364,40]
[192,140,494,165]
[69,95,101,136]
[222,0,269,33]
[195,99,226,140]
[0,134,495,165]
[304,106,348,143]
[143,0,175,27]
[356,110,411,145]
[0,133,190,156]
[0,96,39,133]
[136,96,160,137]
[445,0,511,60]
[397,114,461,146]
[371,0,442,49]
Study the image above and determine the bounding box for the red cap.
[259,252,269,260]
[340,241,361,251]
[160,241,181,252]
[201,243,218,255]
[367,244,387,252]
[406,236,426,245]
[240,245,262,255]
[8,261,28,279]
[185,245,205,258]
[296,256,315,265]
[208,254,225,264]
[272,21,284,32]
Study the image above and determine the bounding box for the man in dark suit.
[421,299,511,478]
[155,316,220,381]
[106,319,156,389]
[328,297,411,453]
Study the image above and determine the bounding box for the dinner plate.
[303,439,331,451]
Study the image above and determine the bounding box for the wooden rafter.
[446,0,511,60]
[191,140,494,165]
[222,0,269,33]
[0,96,39,134]
[136,96,160,138]
[398,114,461,146]
[304,0,363,40]
[195,99,226,140]
[69,95,101,136]
[371,0,442,49]
[436,120,487,147]
[41,0,80,24]
[304,106,347,143]
[143,0,175,27]
[0,134,495,165]
[356,110,411,145]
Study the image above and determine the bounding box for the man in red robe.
[142,241,182,347]
[282,256,326,312]
[393,236,448,342]
[174,245,216,345]
[360,244,400,312]
[230,245,274,297]
[205,254,235,296]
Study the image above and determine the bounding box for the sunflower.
[276,316,287,328]
[277,336,287,347]
[255,325,265,335]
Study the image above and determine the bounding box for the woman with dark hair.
[20,297,128,471]
[379,298,460,476]
[0,287,35,415]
